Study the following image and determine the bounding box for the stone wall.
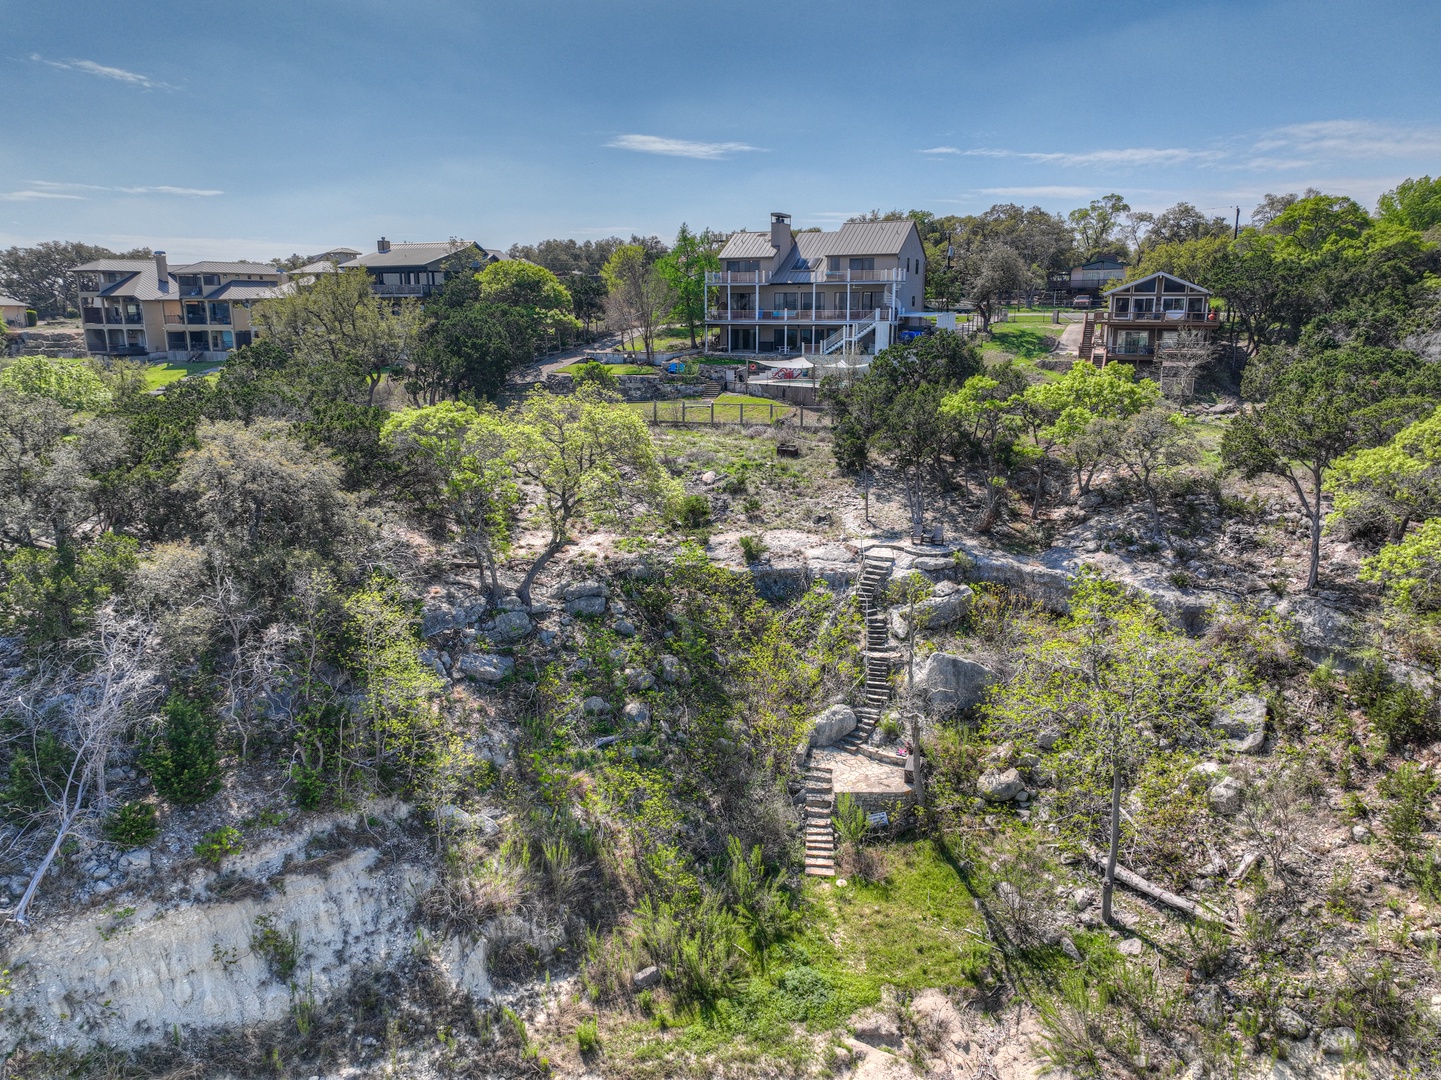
[542,371,709,402]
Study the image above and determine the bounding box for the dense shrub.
[104,801,159,848]
[144,694,223,805]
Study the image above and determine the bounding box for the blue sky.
[4,0,1439,261]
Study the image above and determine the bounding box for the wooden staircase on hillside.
[1078,313,1096,361]
[803,553,901,877]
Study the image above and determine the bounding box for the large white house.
[705,213,928,355]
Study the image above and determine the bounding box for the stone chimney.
[377,237,391,254]
[769,212,791,254]
[154,250,168,280]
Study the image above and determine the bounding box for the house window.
[1113,297,1130,313]
[732,293,752,311]
[1162,297,1187,312]
[184,302,207,324]
[178,275,202,296]
[167,331,187,351]
[774,292,799,311]
[202,274,220,287]
[211,331,233,351]
[188,331,208,350]
[849,258,875,271]
[235,331,253,348]
[209,302,231,324]
[828,257,841,272]
[726,260,760,272]
[1131,297,1155,313]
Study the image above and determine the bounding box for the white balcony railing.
[1106,309,1215,322]
[705,267,905,286]
[706,307,895,323]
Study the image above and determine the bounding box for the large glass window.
[726,260,760,272]
[184,302,207,324]
[849,258,875,271]
[209,302,231,324]
[211,330,233,351]
[202,274,220,286]
[188,331,208,350]
[178,275,202,296]
[167,331,187,351]
[774,292,799,310]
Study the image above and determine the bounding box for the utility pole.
[1233,206,1240,240]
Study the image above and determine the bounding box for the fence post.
[739,403,744,425]
[800,405,805,428]
[652,398,658,424]
[710,402,715,425]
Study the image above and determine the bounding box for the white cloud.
[606,134,762,160]
[966,146,1225,168]
[1250,120,1441,164]
[920,146,961,155]
[30,54,176,91]
[33,181,222,197]
[0,190,84,201]
[977,185,1100,198]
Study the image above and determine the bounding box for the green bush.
[0,730,71,821]
[104,801,159,848]
[144,694,223,805]
[575,1015,600,1056]
[1346,655,1438,747]
[195,826,243,865]
[739,535,767,563]
[833,793,869,846]
[676,494,710,528]
[289,764,327,811]
[250,914,299,980]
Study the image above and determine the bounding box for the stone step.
[805,865,836,877]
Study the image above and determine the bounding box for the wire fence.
[638,398,831,428]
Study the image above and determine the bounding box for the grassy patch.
[144,360,222,389]
[987,325,1059,361]
[632,394,793,423]
[558,361,656,376]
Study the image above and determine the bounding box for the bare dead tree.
[7,611,159,926]
[1157,329,1216,403]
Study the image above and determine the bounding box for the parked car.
[1072,295,1093,309]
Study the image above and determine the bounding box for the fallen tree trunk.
[1088,851,1236,931]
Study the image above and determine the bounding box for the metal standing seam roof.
[719,219,920,262]
[717,231,780,260]
[206,280,288,300]
[341,241,487,269]
[175,261,283,276]
[70,259,154,273]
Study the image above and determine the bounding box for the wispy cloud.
[920,146,962,155]
[30,54,176,91]
[1249,120,1441,165]
[977,185,1101,198]
[0,189,85,202]
[33,181,222,197]
[966,146,1225,168]
[606,134,762,160]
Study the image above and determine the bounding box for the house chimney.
[154,250,168,280]
[769,212,791,254]
[376,237,391,254]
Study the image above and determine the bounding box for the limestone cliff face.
[0,808,463,1050]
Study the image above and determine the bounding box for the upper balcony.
[706,267,906,286]
[1101,308,1218,324]
[373,283,429,297]
[706,306,895,324]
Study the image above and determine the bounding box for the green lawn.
[144,360,222,389]
[630,393,793,423]
[987,323,1060,360]
[557,361,656,376]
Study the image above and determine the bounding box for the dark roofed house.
[1087,271,1217,364]
[341,238,506,297]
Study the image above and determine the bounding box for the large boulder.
[977,768,1025,802]
[809,704,857,747]
[1208,776,1244,814]
[457,653,514,683]
[422,601,468,638]
[658,655,688,684]
[561,581,611,601]
[912,652,997,713]
[492,610,532,641]
[565,595,607,617]
[909,582,975,631]
[1216,694,1267,738]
